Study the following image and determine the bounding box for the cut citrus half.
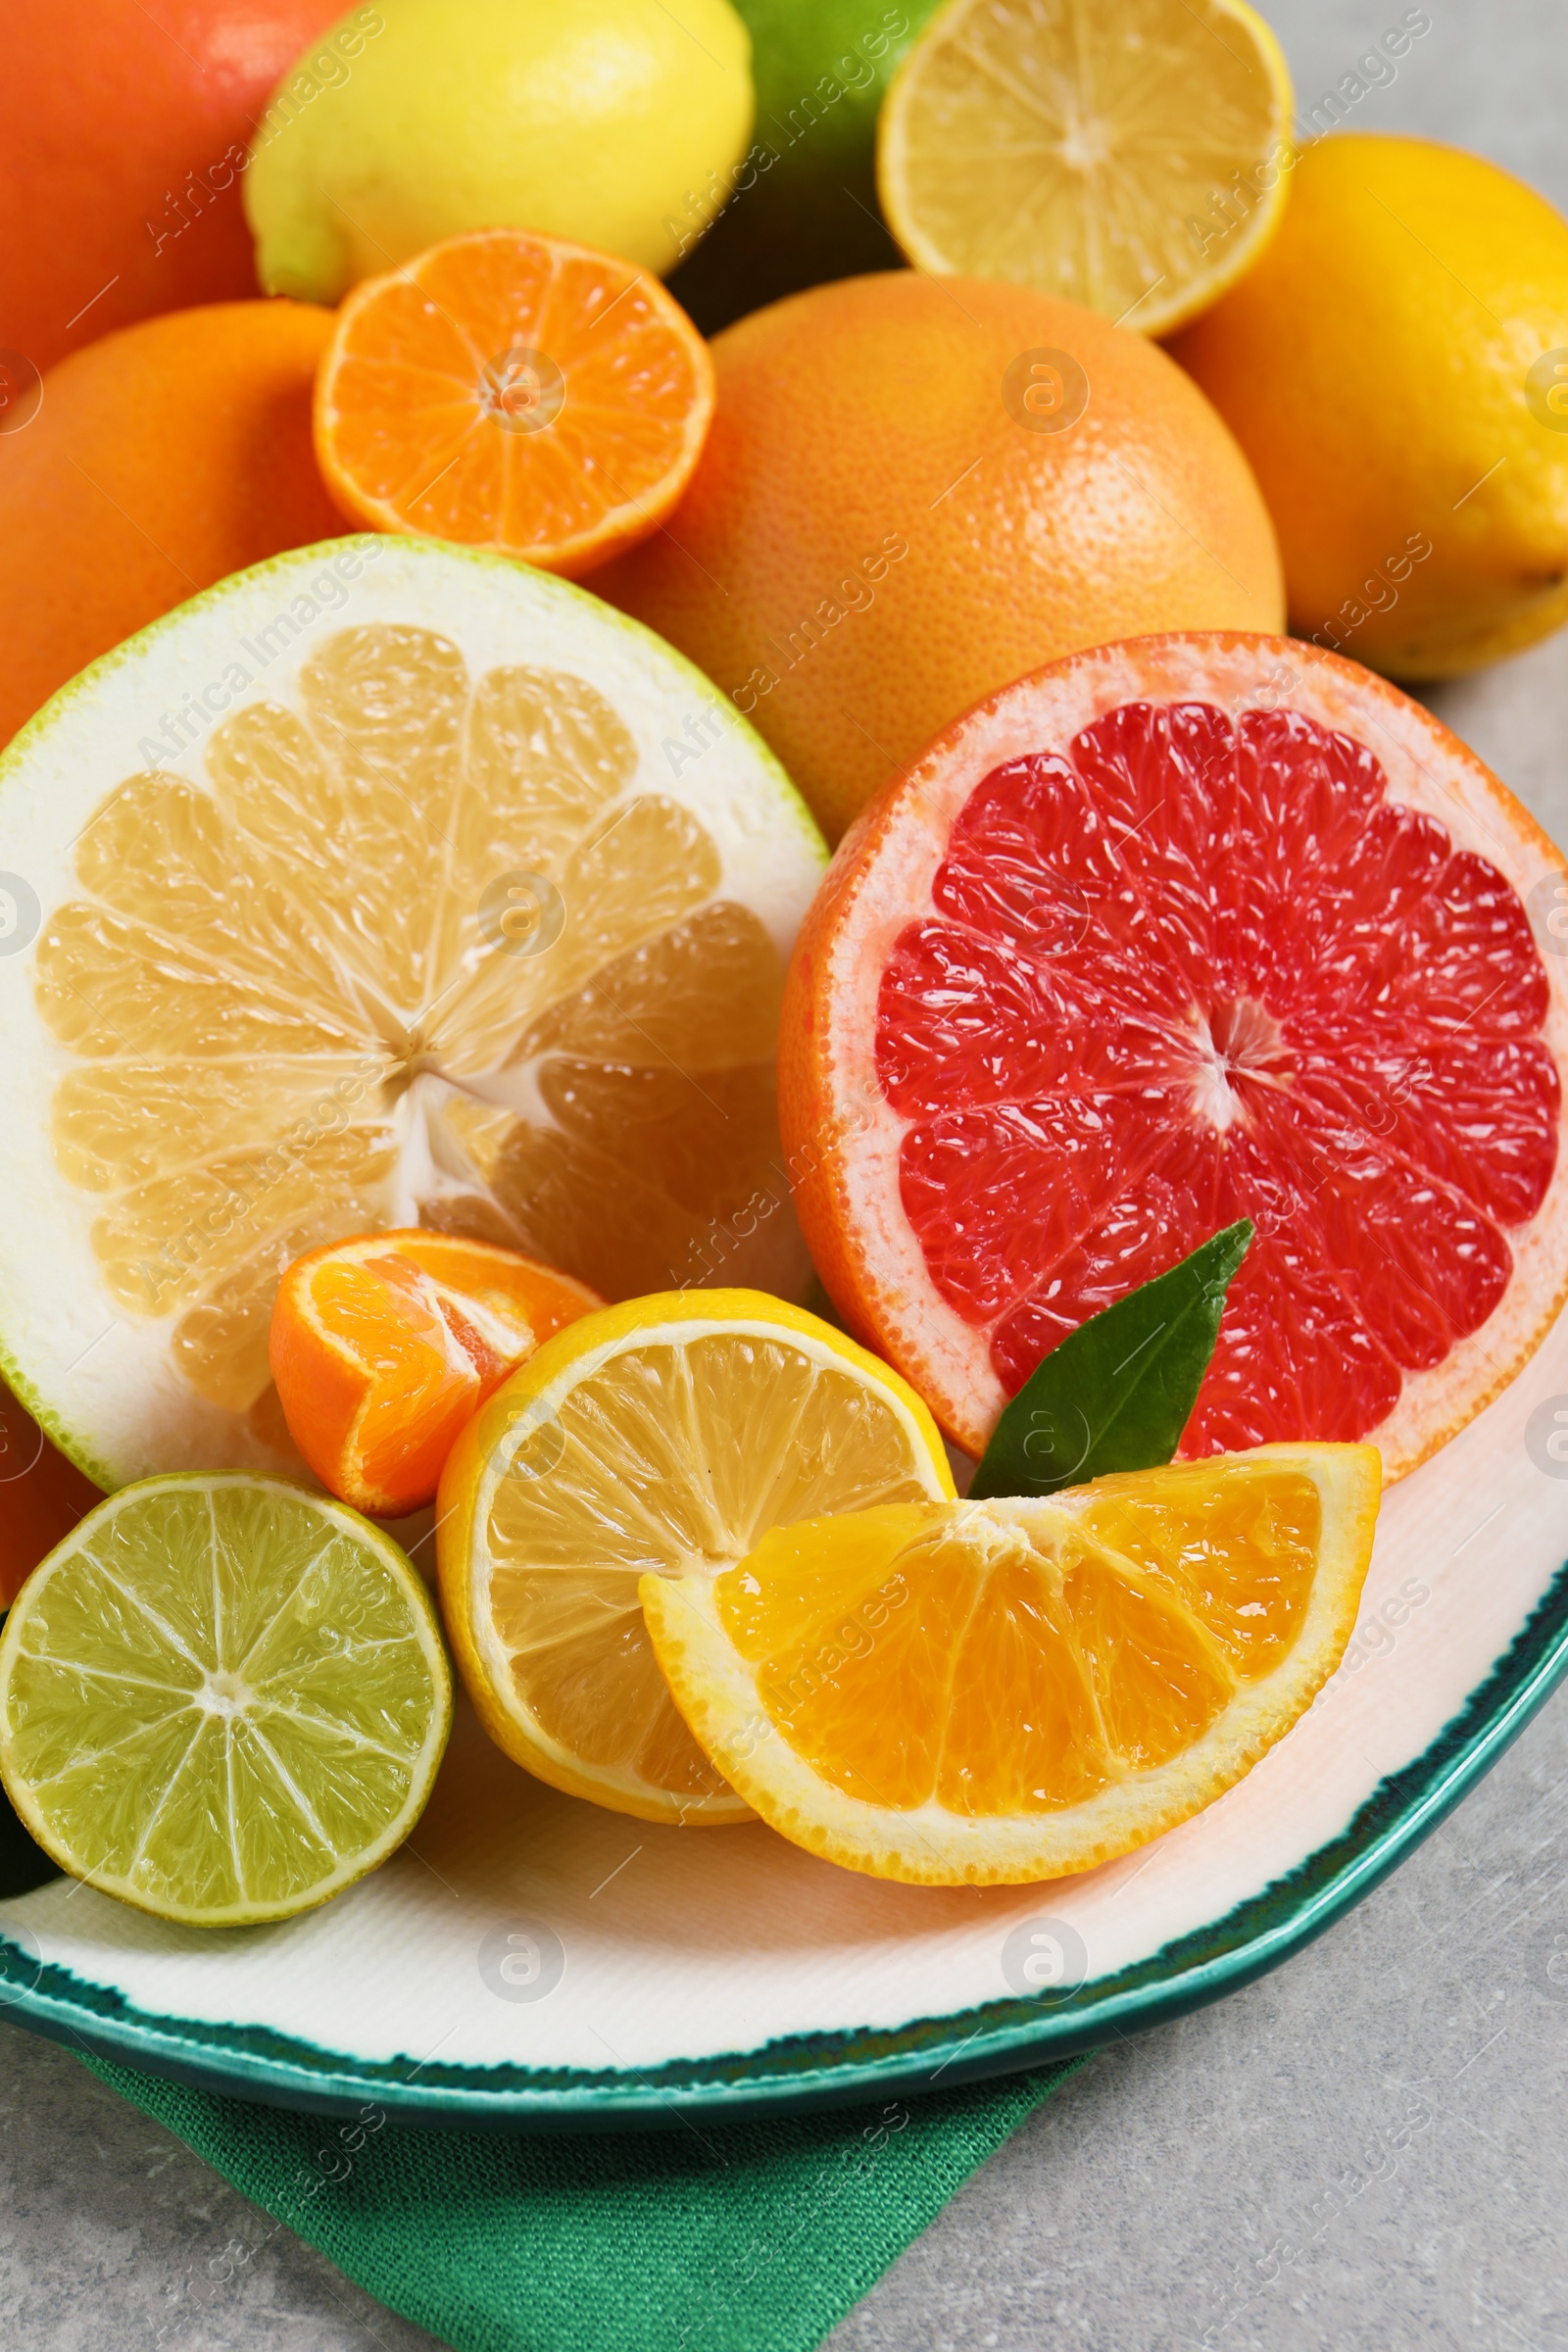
[0,537,825,1490]
[781,632,1568,1475]
[643,1443,1381,1885]
[315,229,715,577]
[436,1290,956,1826]
[878,0,1294,336]
[0,1473,452,1927]
[270,1231,601,1519]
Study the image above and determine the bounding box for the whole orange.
[591,273,1284,840]
[0,0,344,372]
[0,301,344,747]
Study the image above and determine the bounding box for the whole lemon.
[1170,132,1568,677]
[244,0,755,302]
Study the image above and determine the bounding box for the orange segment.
[315,229,716,576]
[642,1444,1382,1885]
[270,1231,600,1518]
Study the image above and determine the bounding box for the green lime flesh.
[0,1474,452,1928]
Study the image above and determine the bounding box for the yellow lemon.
[245,0,755,302]
[1171,132,1568,676]
[877,0,1293,338]
[436,1290,954,1825]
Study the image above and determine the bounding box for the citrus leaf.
[968,1220,1253,1500]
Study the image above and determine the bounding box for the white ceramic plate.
[2,1297,1566,2131]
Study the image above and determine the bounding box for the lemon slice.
[878,0,1294,335]
[0,1474,452,1926]
[643,1445,1381,1884]
[436,1290,956,1825]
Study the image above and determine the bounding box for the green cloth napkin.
[79,2048,1088,2352]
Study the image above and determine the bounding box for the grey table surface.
[5,2,1568,2346]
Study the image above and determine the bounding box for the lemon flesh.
[436,1291,956,1824]
[644,1444,1382,1884]
[0,1475,452,1927]
[878,0,1293,335]
[245,0,756,301]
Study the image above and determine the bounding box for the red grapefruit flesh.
[780,634,1568,1476]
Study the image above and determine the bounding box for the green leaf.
[968,1220,1253,1501]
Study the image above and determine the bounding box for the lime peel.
[0,1473,452,1928]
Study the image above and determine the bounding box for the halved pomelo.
[780,633,1568,1475]
[0,537,825,1490]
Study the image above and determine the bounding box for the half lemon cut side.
[642,1445,1381,1884]
[878,0,1293,336]
[437,1290,956,1825]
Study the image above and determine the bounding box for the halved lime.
[0,1473,452,1927]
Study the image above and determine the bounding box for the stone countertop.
[5,2,1568,2346]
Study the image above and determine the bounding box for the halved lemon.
[0,536,825,1490]
[878,0,1294,336]
[0,1473,452,1927]
[642,1445,1381,1884]
[436,1290,956,1825]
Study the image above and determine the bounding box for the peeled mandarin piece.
[270,1230,600,1518]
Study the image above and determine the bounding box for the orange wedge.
[643,1446,1382,1885]
[314,228,715,576]
[270,1231,600,1518]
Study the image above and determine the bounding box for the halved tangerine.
[780,633,1568,1476]
[315,228,715,576]
[270,1231,600,1518]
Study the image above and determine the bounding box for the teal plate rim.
[2,1558,1565,2133]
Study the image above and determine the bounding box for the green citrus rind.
[0,1471,453,1928]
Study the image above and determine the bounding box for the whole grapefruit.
[0,0,343,371]
[591,273,1284,840]
[0,301,343,747]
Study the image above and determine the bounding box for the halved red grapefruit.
[780,634,1568,1478]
